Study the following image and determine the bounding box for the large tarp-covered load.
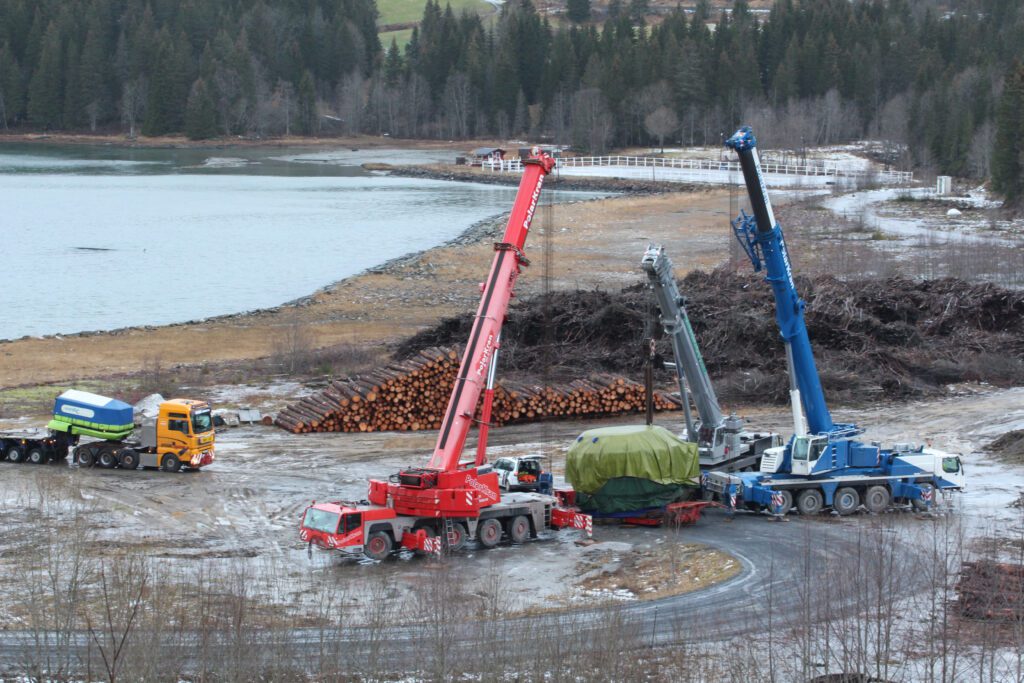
[566,425,700,513]
[48,390,134,440]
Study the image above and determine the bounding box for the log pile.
[955,560,1024,621]
[274,347,679,434]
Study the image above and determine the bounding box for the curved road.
[0,508,935,672]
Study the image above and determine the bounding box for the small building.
[470,147,506,164]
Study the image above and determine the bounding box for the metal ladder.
[442,517,456,553]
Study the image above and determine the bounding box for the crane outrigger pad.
[567,425,699,513]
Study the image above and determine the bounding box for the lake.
[0,143,598,340]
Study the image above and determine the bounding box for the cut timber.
[275,345,678,434]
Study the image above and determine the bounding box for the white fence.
[483,155,913,187]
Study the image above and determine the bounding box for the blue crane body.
[702,126,964,516]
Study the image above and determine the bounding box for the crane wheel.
[364,531,393,561]
[796,489,823,516]
[911,484,935,512]
[773,490,793,516]
[161,454,182,473]
[449,522,467,551]
[833,487,860,516]
[27,447,46,465]
[865,486,890,514]
[508,516,530,544]
[477,519,502,548]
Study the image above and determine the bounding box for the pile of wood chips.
[274,347,679,434]
[956,560,1024,621]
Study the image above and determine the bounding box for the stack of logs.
[274,347,680,434]
[956,560,1024,621]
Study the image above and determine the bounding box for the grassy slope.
[377,0,493,26]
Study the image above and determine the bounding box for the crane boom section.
[641,246,723,439]
[725,127,834,436]
[428,154,555,471]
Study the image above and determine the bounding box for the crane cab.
[790,435,827,476]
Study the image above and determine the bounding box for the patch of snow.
[200,157,253,168]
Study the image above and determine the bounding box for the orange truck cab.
[143,399,216,471]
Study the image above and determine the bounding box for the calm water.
[0,144,597,340]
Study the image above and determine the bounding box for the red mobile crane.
[299,150,592,560]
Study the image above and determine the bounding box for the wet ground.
[1,386,1022,629]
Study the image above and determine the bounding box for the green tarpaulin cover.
[566,425,700,513]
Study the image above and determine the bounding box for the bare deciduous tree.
[442,72,472,139]
[120,77,147,138]
[645,105,679,152]
[337,70,366,136]
[571,87,613,154]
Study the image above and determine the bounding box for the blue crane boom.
[724,126,835,437]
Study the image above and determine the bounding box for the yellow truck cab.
[146,399,216,471]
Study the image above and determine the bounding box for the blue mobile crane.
[703,127,964,515]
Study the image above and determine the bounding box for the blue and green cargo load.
[47,389,135,440]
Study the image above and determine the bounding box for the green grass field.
[380,27,416,50]
[377,0,495,26]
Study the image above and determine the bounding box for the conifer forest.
[0,0,1023,195]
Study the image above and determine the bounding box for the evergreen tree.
[184,77,218,139]
[992,62,1024,204]
[383,38,403,87]
[27,22,63,128]
[567,0,591,24]
[62,38,84,129]
[0,43,24,127]
[297,69,317,135]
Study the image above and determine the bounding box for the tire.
[912,484,935,512]
[6,444,26,464]
[796,488,824,516]
[161,454,182,473]
[773,490,794,516]
[865,485,890,514]
[119,449,139,470]
[27,447,46,465]
[98,446,118,469]
[364,531,393,561]
[833,487,860,516]
[477,518,502,548]
[508,515,530,544]
[448,522,468,551]
[77,446,96,467]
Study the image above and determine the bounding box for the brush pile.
[956,560,1024,621]
[398,269,1024,405]
[274,347,678,433]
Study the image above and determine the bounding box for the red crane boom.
[366,149,556,519]
[428,152,555,470]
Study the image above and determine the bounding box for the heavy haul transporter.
[0,390,214,471]
[300,150,591,559]
[641,244,781,471]
[703,127,964,515]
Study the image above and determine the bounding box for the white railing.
[484,155,913,185]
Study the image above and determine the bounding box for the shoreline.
[0,131,504,151]
[2,169,684,346]
[0,210,515,347]
[375,163,698,195]
[0,184,729,389]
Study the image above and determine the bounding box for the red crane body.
[367,151,556,519]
